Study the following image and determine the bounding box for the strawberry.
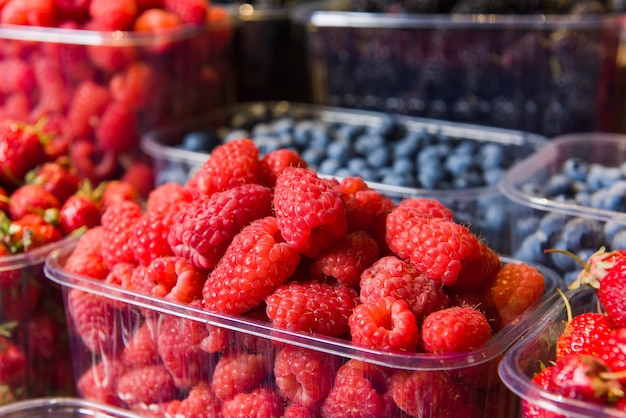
[88,0,138,30]
[120,160,154,200]
[597,260,626,329]
[8,213,63,251]
[1,0,57,26]
[133,8,182,33]
[0,335,26,385]
[599,327,626,385]
[101,180,141,209]
[69,140,119,185]
[26,158,80,203]
[0,58,36,96]
[59,192,102,235]
[556,312,614,362]
[7,184,60,221]
[109,62,164,111]
[0,119,47,190]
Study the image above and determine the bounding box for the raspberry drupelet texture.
[100,199,143,269]
[421,306,492,353]
[274,166,348,258]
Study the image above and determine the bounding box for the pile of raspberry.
[62,140,547,417]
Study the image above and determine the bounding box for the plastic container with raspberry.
[0,397,142,417]
[498,287,626,417]
[500,133,626,286]
[45,233,563,417]
[0,235,79,405]
[140,101,548,254]
[0,1,234,184]
[291,0,626,137]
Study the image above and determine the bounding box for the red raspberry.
[146,182,193,214]
[134,8,182,33]
[284,403,318,418]
[274,167,348,258]
[333,176,395,233]
[259,148,308,187]
[168,183,273,270]
[174,381,223,418]
[212,350,270,401]
[359,255,450,323]
[120,160,154,200]
[194,138,261,197]
[163,0,208,24]
[203,216,301,315]
[116,364,178,406]
[157,313,213,388]
[396,197,454,220]
[102,180,141,209]
[7,184,60,221]
[421,306,492,353]
[31,56,71,116]
[0,58,36,96]
[77,358,126,407]
[63,226,110,280]
[122,321,160,367]
[68,288,119,354]
[133,210,177,266]
[265,281,358,338]
[87,44,138,72]
[349,296,420,352]
[66,80,111,139]
[143,256,205,303]
[109,61,163,111]
[274,345,342,408]
[391,369,471,417]
[95,101,139,154]
[453,241,502,291]
[101,199,143,269]
[480,262,545,330]
[321,360,398,417]
[222,387,284,418]
[310,230,379,288]
[1,0,57,26]
[89,0,138,30]
[386,205,480,286]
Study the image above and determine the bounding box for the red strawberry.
[599,327,626,385]
[274,167,348,258]
[597,260,626,329]
[202,216,301,315]
[102,180,141,209]
[349,296,420,352]
[163,0,208,24]
[193,138,261,197]
[556,312,613,362]
[0,58,36,96]
[27,313,63,361]
[70,140,119,185]
[265,281,359,338]
[133,8,182,33]
[64,226,110,280]
[8,213,63,251]
[120,160,154,200]
[221,387,284,418]
[0,119,47,189]
[109,62,164,112]
[7,184,60,221]
[88,0,138,30]
[1,0,57,26]
[116,364,178,406]
[523,366,560,418]
[0,335,26,385]
[26,158,80,203]
[59,192,102,235]
[86,43,138,72]
[421,306,492,353]
[212,350,270,401]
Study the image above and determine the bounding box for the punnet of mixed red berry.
[45,138,560,417]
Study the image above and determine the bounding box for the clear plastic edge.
[0,397,143,417]
[45,242,562,372]
[0,234,80,271]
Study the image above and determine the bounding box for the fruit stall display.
[499,248,626,417]
[0,397,142,418]
[140,100,548,254]
[0,0,233,185]
[292,0,626,137]
[43,138,565,417]
[501,133,626,286]
[0,117,145,404]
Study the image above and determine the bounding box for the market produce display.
[48,139,556,417]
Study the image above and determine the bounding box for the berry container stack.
[0,397,143,417]
[498,287,626,417]
[0,3,233,184]
[500,133,626,286]
[140,101,547,254]
[291,0,626,137]
[0,235,79,405]
[45,239,563,418]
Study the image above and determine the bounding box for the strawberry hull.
[46,241,563,418]
[499,288,626,418]
[0,235,79,405]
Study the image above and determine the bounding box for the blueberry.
[300,147,326,168]
[445,153,474,178]
[382,171,418,188]
[452,171,482,189]
[418,162,445,189]
[538,212,568,242]
[574,191,592,206]
[478,143,504,171]
[391,158,415,175]
[562,157,589,182]
[326,140,353,164]
[484,168,505,186]
[309,127,333,150]
[356,168,378,182]
[318,158,342,176]
[253,135,282,154]
[157,163,190,185]
[292,120,315,147]
[251,122,273,137]
[611,230,626,250]
[366,147,391,169]
[347,157,369,173]
[548,239,579,272]
[271,117,295,134]
[179,131,218,152]
[545,173,571,198]
[354,133,385,156]
[587,164,622,191]
[393,131,423,158]
[334,168,353,178]
[562,217,601,253]
[514,231,549,265]
[335,123,364,142]
[604,220,626,244]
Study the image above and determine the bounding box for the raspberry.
[359,255,450,323]
[265,281,359,337]
[391,370,471,417]
[259,148,308,187]
[132,209,178,266]
[102,180,141,209]
[480,262,545,330]
[68,288,120,355]
[284,403,318,418]
[116,364,178,406]
[274,167,348,258]
[87,44,138,72]
[77,358,126,407]
[63,226,110,280]
[396,197,454,220]
[146,182,193,214]
[104,262,137,300]
[221,387,284,418]
[333,176,395,233]
[101,199,143,269]
[386,205,480,286]
[203,216,301,315]
[95,101,139,154]
[194,139,261,197]
[274,345,342,408]
[89,0,138,30]
[453,241,502,291]
[421,306,492,353]
[66,80,111,139]
[212,350,270,401]
[0,58,36,96]
[349,296,420,352]
[310,230,379,288]
[134,8,182,32]
[163,0,208,24]
[157,313,213,389]
[321,360,397,417]
[168,183,273,270]
[122,321,160,367]
[143,256,205,303]
[174,381,223,418]
[120,160,154,199]
[109,61,162,111]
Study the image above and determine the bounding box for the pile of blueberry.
[303,0,624,136]
[511,157,626,282]
[153,103,544,253]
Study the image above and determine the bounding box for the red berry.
[395,197,454,220]
[0,336,26,385]
[95,101,139,154]
[221,387,284,418]
[64,226,110,280]
[133,209,177,266]
[421,306,492,353]
[89,0,138,30]
[122,321,160,367]
[163,0,208,24]
[68,288,119,354]
[116,364,178,406]
[77,358,126,407]
[26,159,80,203]
[556,312,613,362]
[67,80,111,139]
[102,180,141,209]
[101,199,143,269]
[146,182,193,214]
[143,256,205,303]
[212,350,270,401]
[333,176,395,234]
[598,260,626,329]
[174,381,223,417]
[0,119,46,189]
[453,241,502,291]
[59,194,102,235]
[259,148,308,187]
[8,184,60,221]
